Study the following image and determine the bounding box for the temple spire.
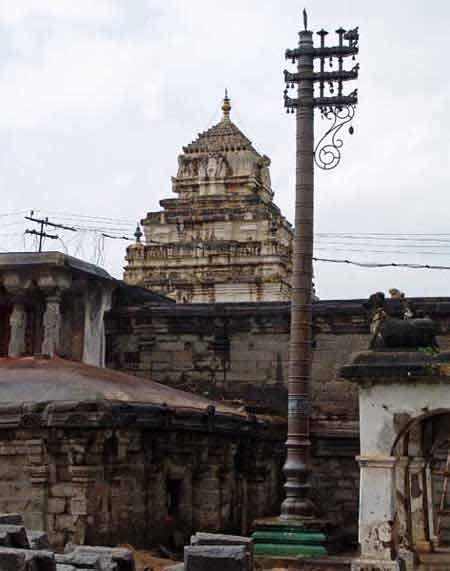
[222,89,231,120]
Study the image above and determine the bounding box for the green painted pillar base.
[252,517,328,558]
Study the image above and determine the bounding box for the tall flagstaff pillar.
[281,27,315,519]
[252,10,359,558]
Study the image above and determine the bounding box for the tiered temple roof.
[124,93,293,303]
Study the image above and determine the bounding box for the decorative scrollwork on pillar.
[314,104,356,171]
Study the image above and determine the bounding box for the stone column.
[395,457,414,566]
[409,458,431,553]
[41,293,61,357]
[8,299,27,357]
[353,456,400,571]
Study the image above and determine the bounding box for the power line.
[101,233,133,241]
[0,210,28,218]
[316,232,450,237]
[315,246,450,256]
[35,210,136,224]
[316,237,450,245]
[313,256,450,270]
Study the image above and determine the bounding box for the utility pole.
[25,211,76,252]
[252,10,359,557]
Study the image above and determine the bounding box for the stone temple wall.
[105,297,450,542]
[0,403,283,550]
[105,302,367,412]
[105,300,367,540]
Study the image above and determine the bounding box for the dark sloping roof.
[112,281,175,306]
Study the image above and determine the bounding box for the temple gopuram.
[124,92,293,303]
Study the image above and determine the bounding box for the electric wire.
[4,209,450,271]
[313,257,450,270]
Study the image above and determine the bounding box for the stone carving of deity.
[207,155,218,178]
[259,155,272,188]
[198,153,228,180]
[177,156,197,178]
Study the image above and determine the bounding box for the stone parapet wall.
[105,300,371,415]
[106,297,450,412]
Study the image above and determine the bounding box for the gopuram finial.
[303,8,308,31]
[222,89,231,120]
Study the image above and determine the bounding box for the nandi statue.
[364,291,439,350]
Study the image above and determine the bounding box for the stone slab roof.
[0,252,112,281]
[0,356,241,415]
[0,357,278,435]
[340,350,450,383]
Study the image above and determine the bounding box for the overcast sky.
[0,0,449,300]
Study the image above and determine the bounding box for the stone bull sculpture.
[364,292,439,350]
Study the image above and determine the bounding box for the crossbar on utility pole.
[24,211,76,252]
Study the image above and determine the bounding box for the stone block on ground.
[191,532,253,547]
[190,532,253,568]
[165,565,184,571]
[60,545,135,571]
[0,547,26,570]
[28,530,51,550]
[184,545,248,571]
[0,525,30,548]
[56,551,113,569]
[0,547,56,570]
[0,513,24,526]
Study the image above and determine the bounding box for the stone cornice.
[109,297,450,327]
[340,351,450,385]
[0,252,112,281]
[0,400,283,440]
[356,455,397,469]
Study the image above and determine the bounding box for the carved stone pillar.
[41,293,61,357]
[8,299,27,357]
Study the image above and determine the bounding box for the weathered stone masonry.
[0,397,283,550]
[0,253,284,552]
[106,296,450,541]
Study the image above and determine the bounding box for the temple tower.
[125,93,293,303]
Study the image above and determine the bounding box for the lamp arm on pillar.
[314,101,356,170]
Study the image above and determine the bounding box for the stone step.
[255,555,352,570]
[253,531,327,545]
[254,544,327,557]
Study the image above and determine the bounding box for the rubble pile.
[0,514,135,571]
